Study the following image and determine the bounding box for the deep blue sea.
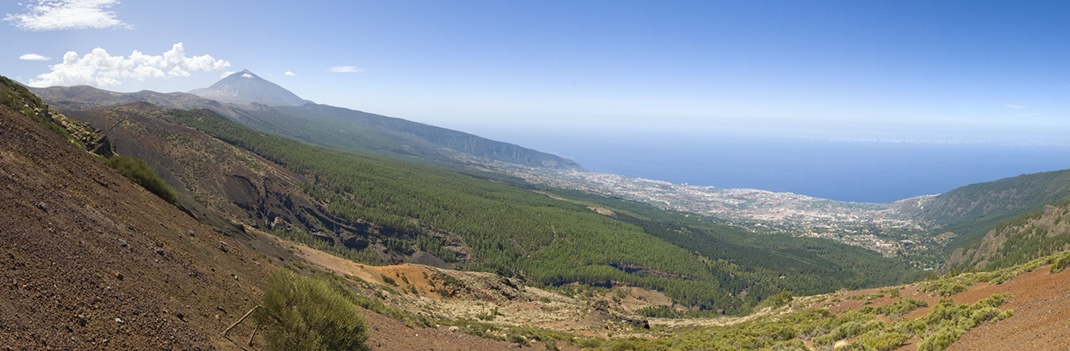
[499,132,1070,203]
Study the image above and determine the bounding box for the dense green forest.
[164,108,920,313]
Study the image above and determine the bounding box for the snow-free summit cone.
[189,69,308,106]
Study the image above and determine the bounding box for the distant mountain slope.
[916,169,1070,250]
[30,81,581,170]
[190,69,308,106]
[0,76,270,349]
[252,103,583,169]
[949,200,1070,270]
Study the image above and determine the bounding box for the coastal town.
[489,162,947,267]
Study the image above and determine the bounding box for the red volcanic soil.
[820,265,1070,351]
[0,104,272,349]
[947,267,1070,351]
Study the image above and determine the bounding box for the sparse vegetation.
[255,269,370,351]
[583,293,1011,351]
[867,297,928,319]
[104,155,178,204]
[380,274,397,286]
[1051,251,1070,273]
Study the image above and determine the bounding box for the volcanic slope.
[31,77,579,170]
[0,76,561,351]
[0,81,273,349]
[63,102,447,266]
[189,69,308,106]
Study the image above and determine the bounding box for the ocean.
[499,132,1070,203]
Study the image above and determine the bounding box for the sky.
[3,0,1069,145]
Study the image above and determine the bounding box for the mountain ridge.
[31,81,580,170]
[189,69,309,106]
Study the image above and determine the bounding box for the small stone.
[114,318,123,324]
[187,230,195,237]
[115,273,123,281]
[218,242,229,253]
[155,249,165,256]
[175,311,185,321]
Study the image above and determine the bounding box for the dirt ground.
[814,266,1070,351]
[947,267,1070,351]
[0,104,272,350]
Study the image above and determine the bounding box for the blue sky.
[4,0,1069,145]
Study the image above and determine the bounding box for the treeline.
[164,108,918,313]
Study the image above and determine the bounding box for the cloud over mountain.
[4,0,130,31]
[27,42,230,87]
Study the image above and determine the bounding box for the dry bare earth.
[814,265,1070,351]
[948,267,1070,351]
[0,104,274,350]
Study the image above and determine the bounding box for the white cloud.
[28,42,230,87]
[329,66,362,73]
[284,71,296,76]
[1003,104,1026,109]
[241,73,253,78]
[4,0,131,31]
[19,53,50,61]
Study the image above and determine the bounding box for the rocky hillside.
[949,201,1070,270]
[0,78,273,350]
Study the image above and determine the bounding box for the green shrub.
[380,274,397,286]
[855,331,910,351]
[873,298,928,319]
[104,155,177,204]
[255,270,370,351]
[917,325,963,351]
[768,289,794,308]
[1051,251,1070,273]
